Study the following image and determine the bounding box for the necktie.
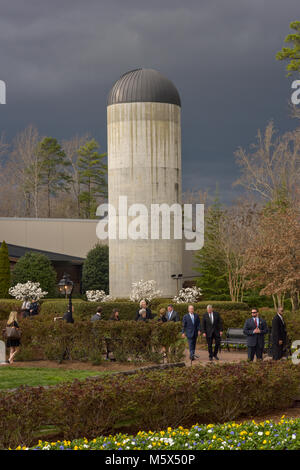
[255,318,258,328]
[190,314,194,324]
[210,313,213,324]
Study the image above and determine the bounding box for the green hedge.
[0,300,22,320]
[0,360,299,449]
[157,301,249,318]
[0,299,249,322]
[0,317,184,364]
[40,301,140,320]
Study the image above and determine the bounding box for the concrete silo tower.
[107,68,182,298]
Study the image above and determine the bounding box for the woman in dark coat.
[6,311,21,364]
[157,307,167,322]
[135,300,152,321]
[110,309,120,321]
[137,308,150,322]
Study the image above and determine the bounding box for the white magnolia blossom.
[9,281,48,301]
[129,280,162,303]
[86,290,114,302]
[173,286,203,304]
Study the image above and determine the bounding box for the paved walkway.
[184,346,270,365]
[5,347,269,370]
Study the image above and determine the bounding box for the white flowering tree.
[86,290,114,302]
[129,280,162,303]
[173,286,203,304]
[9,281,48,301]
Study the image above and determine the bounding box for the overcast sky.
[0,0,299,203]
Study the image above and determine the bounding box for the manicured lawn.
[0,367,109,389]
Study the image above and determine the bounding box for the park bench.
[221,328,248,351]
[221,326,291,356]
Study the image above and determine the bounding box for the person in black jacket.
[182,305,201,361]
[157,308,167,322]
[271,307,287,360]
[136,308,148,322]
[110,308,120,321]
[243,308,268,361]
[29,300,39,316]
[202,305,223,361]
[135,300,152,321]
[6,311,21,364]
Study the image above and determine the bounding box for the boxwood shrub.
[40,301,140,320]
[0,317,184,364]
[0,360,299,449]
[157,301,249,319]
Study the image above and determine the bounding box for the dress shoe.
[213,355,219,360]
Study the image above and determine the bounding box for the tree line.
[195,21,300,310]
[0,127,107,219]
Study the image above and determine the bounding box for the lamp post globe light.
[58,273,74,323]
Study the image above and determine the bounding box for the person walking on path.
[5,311,21,364]
[182,305,201,361]
[271,307,287,360]
[202,305,223,361]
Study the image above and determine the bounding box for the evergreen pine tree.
[194,195,230,300]
[77,139,107,219]
[12,252,57,297]
[38,137,71,217]
[82,244,109,293]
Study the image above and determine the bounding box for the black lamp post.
[171,273,183,295]
[58,273,74,323]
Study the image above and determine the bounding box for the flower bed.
[20,417,300,450]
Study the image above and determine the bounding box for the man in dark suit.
[182,305,201,361]
[29,300,39,316]
[243,308,268,361]
[91,307,103,322]
[202,305,223,361]
[271,307,287,360]
[166,304,179,322]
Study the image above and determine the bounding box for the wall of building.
[0,217,101,258]
[0,217,199,293]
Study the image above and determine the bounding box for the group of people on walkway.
[3,300,288,365]
[181,304,288,362]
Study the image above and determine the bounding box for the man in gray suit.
[166,304,179,322]
[91,307,103,322]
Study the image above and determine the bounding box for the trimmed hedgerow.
[40,301,140,320]
[157,301,249,318]
[0,299,22,320]
[0,360,299,449]
[0,317,184,364]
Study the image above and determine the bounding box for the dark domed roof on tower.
[107,68,181,107]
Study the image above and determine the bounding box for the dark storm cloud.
[0,0,299,202]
